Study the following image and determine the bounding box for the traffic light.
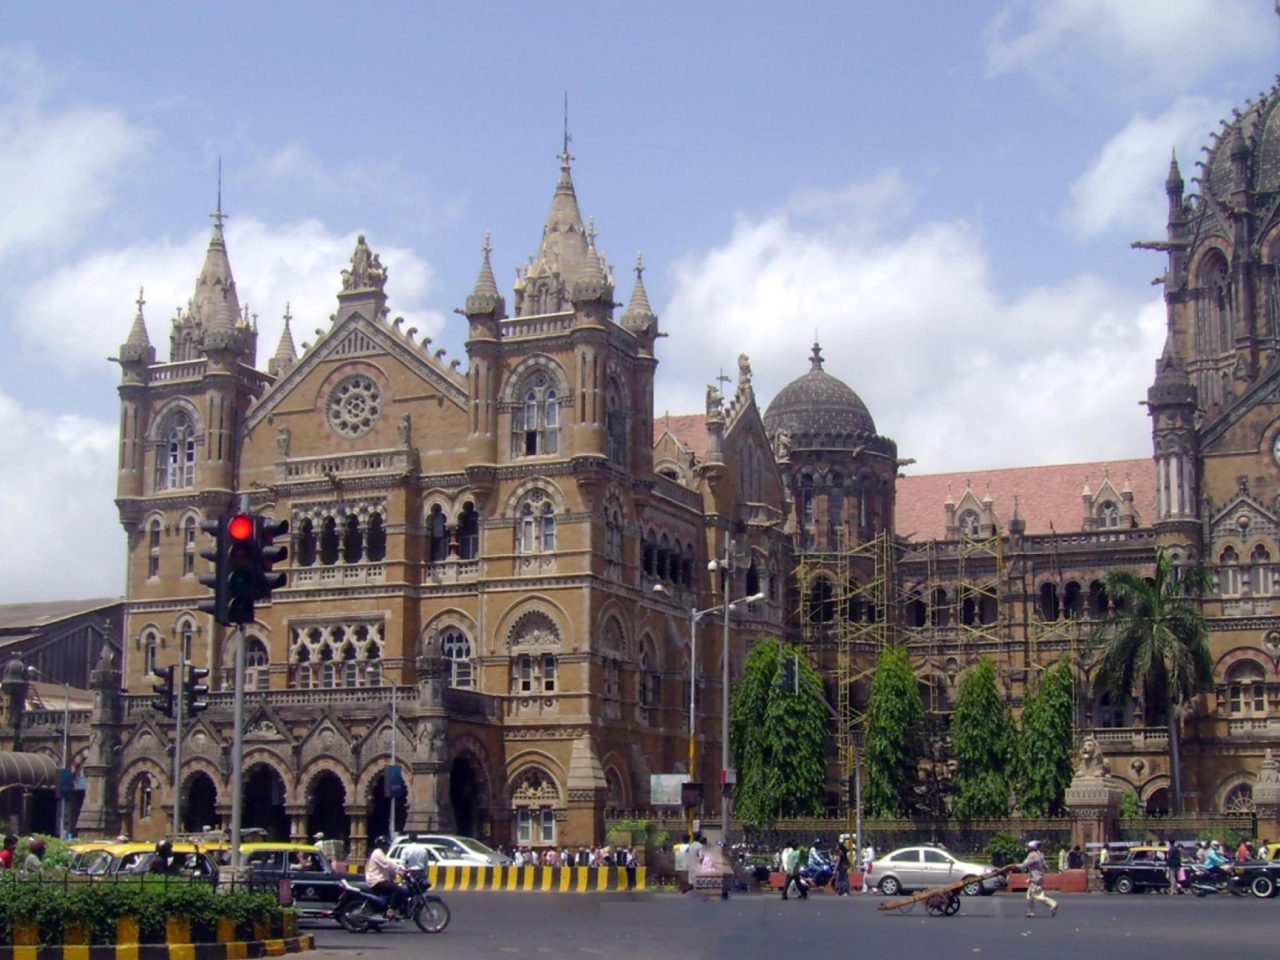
[255,516,290,601]
[226,512,256,625]
[151,665,175,718]
[184,664,210,718]
[196,517,227,624]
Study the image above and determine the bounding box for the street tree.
[1015,657,1076,816]
[863,643,924,817]
[729,639,828,827]
[1092,549,1213,814]
[951,658,1013,819]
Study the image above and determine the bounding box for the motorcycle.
[800,859,834,891]
[1188,864,1247,898]
[334,868,451,933]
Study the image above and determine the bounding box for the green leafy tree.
[729,639,829,827]
[1016,658,1076,816]
[1092,549,1213,814]
[951,658,1013,819]
[863,644,924,817]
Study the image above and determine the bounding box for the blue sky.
[1,0,1276,602]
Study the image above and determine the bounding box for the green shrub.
[0,875,283,946]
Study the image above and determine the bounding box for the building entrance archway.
[243,765,289,840]
[306,771,350,845]
[182,771,219,832]
[450,755,483,838]
[366,769,407,840]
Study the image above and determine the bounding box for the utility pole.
[173,633,186,835]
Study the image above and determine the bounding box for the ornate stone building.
[91,155,788,851]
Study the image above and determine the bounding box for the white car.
[389,841,480,869]
[871,845,1001,897]
[394,834,512,866]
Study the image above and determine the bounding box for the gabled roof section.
[896,458,1156,540]
[245,302,468,431]
[0,598,121,634]
[653,413,708,463]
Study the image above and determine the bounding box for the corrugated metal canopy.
[0,752,58,788]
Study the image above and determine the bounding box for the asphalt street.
[307,889,1276,960]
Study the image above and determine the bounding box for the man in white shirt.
[365,836,408,919]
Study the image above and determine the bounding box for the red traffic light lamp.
[226,512,256,625]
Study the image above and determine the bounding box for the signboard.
[650,774,686,807]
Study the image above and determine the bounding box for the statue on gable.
[397,413,412,448]
[342,235,388,293]
[276,424,291,457]
[705,383,723,417]
[737,353,753,389]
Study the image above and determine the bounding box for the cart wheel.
[945,894,961,916]
[925,893,948,917]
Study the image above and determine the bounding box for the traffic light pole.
[173,636,185,835]
[230,624,247,868]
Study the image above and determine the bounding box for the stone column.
[565,737,608,846]
[1252,749,1280,842]
[347,809,368,862]
[1065,736,1124,852]
[286,805,308,844]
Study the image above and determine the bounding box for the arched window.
[142,629,158,677]
[1063,581,1084,619]
[602,657,621,718]
[427,505,448,563]
[296,519,317,567]
[541,503,556,552]
[808,579,835,623]
[138,776,153,820]
[638,641,660,724]
[800,475,815,528]
[183,518,196,576]
[319,517,340,566]
[1039,583,1060,621]
[516,379,561,457]
[147,519,162,578]
[604,508,622,565]
[958,510,981,537]
[1088,580,1108,618]
[517,497,556,554]
[246,637,270,691]
[366,513,386,562]
[1221,546,1242,596]
[1251,544,1271,597]
[605,381,628,468]
[342,515,363,564]
[457,504,479,560]
[179,619,194,660]
[642,531,656,576]
[156,413,196,491]
[442,630,473,689]
[1227,660,1267,716]
[746,560,760,598]
[1097,501,1120,529]
[931,587,950,627]
[1223,782,1254,814]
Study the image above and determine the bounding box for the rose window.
[326,375,383,438]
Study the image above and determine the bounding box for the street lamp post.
[653,581,763,843]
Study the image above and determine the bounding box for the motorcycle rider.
[365,836,409,920]
[1203,840,1230,880]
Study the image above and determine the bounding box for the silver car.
[872,845,998,897]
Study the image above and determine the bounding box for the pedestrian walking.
[1019,840,1058,918]
[1067,844,1083,870]
[780,843,807,900]
[860,842,875,893]
[0,836,15,870]
[834,841,851,896]
[1167,840,1183,894]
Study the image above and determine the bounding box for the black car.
[1100,847,1171,894]
[236,844,345,920]
[1231,857,1280,898]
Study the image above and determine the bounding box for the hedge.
[0,875,283,947]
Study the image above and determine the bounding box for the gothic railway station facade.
[26,66,1280,847]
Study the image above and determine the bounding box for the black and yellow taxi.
[1099,845,1172,894]
[223,843,343,919]
[78,841,220,880]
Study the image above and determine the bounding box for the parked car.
[80,842,219,881]
[388,841,485,869]
[1099,846,1171,894]
[392,834,512,866]
[871,845,999,897]
[233,843,345,919]
[1230,857,1280,898]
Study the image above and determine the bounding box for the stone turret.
[267,306,298,379]
[514,151,589,317]
[620,253,659,353]
[120,288,156,368]
[465,235,504,465]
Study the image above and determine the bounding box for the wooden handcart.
[877,865,1015,917]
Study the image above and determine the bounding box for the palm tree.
[1091,549,1213,815]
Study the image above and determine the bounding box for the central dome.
[763,343,877,449]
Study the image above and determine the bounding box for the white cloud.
[1063,96,1226,239]
[984,0,1273,97]
[657,175,1165,473]
[0,46,150,258]
[0,389,119,603]
[16,218,446,373]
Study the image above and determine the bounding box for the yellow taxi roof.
[239,843,321,853]
[98,842,214,857]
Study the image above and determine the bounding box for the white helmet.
[1027,840,1041,850]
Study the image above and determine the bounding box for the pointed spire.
[571,214,611,304]
[1166,149,1184,193]
[529,146,589,293]
[120,287,156,364]
[622,253,656,319]
[268,304,298,378]
[465,232,505,318]
[194,169,243,350]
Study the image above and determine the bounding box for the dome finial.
[810,341,824,371]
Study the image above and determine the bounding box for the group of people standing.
[0,835,45,874]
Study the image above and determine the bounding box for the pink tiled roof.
[653,413,709,463]
[895,458,1157,540]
